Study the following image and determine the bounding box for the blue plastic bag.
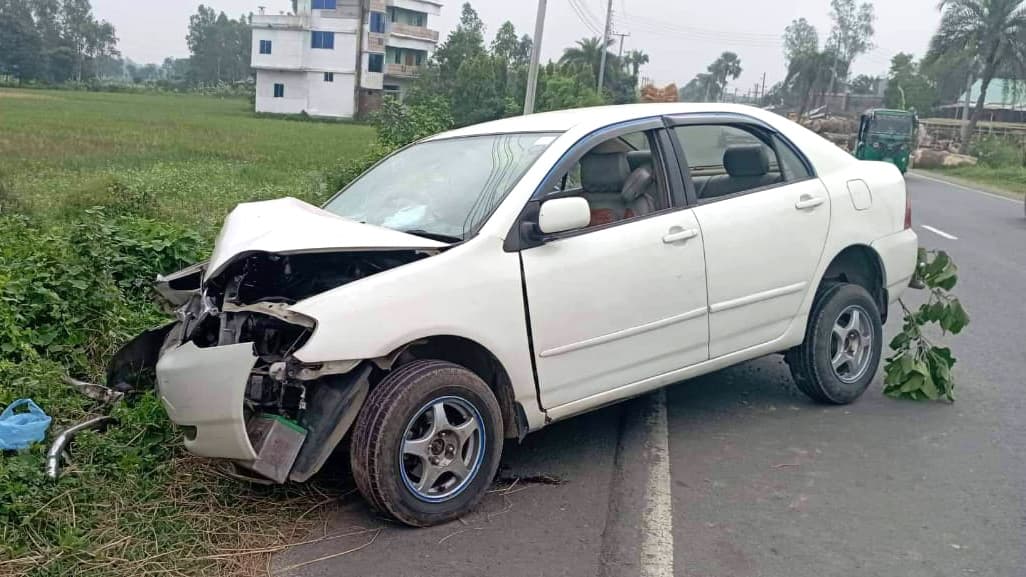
[0,399,52,450]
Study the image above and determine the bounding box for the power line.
[566,0,603,36]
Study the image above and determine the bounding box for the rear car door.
[512,121,709,409]
[667,115,830,358]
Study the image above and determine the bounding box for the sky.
[92,0,943,92]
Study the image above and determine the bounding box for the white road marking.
[909,172,1021,204]
[922,225,959,240]
[640,389,674,577]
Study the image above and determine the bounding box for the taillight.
[904,188,912,229]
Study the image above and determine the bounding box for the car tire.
[787,283,883,404]
[349,359,503,527]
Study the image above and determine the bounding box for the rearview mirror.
[538,197,591,235]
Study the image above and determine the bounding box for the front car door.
[513,120,709,409]
[667,115,830,359]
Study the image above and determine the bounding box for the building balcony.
[389,23,439,42]
[252,13,309,29]
[385,63,423,78]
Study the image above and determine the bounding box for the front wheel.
[787,283,883,404]
[349,360,503,526]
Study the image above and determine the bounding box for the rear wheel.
[787,283,882,404]
[349,360,503,526]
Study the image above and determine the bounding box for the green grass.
[0,88,375,233]
[0,88,373,576]
[924,166,1026,200]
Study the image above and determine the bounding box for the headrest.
[581,152,630,193]
[626,150,653,171]
[724,145,769,177]
[622,166,653,202]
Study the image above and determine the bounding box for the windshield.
[324,132,559,240]
[869,114,913,136]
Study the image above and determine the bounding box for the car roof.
[425,102,857,175]
[428,103,777,139]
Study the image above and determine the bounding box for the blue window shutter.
[312,31,335,49]
[259,40,272,54]
[370,12,386,33]
[273,83,284,98]
[312,0,336,9]
[368,53,384,73]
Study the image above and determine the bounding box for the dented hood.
[205,197,444,281]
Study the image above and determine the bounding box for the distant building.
[938,78,1026,123]
[251,0,442,118]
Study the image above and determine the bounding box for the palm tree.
[706,52,743,101]
[560,37,617,84]
[624,49,650,79]
[927,0,1026,139]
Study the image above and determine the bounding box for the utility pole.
[760,72,766,103]
[597,0,614,93]
[523,0,547,115]
[613,32,630,58]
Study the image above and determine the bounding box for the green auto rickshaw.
[855,109,919,173]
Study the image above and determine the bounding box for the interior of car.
[691,145,783,200]
[548,126,796,229]
[553,133,668,228]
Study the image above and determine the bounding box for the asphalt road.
[274,174,1026,577]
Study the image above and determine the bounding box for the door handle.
[795,195,825,210]
[662,227,699,244]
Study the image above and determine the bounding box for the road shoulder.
[911,169,1026,201]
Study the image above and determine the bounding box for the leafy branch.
[884,249,969,401]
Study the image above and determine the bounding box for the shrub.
[0,211,203,373]
[374,95,454,150]
[969,135,1023,168]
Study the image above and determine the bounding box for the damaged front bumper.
[157,340,260,461]
[147,329,371,483]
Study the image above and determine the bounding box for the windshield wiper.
[400,229,463,243]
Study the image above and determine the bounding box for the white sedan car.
[112,103,918,526]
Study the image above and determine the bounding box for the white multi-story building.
[251,0,442,118]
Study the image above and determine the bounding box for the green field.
[0,88,376,232]
[0,89,375,577]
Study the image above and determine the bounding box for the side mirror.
[538,197,591,235]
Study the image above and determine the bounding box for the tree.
[679,73,715,102]
[850,74,878,94]
[705,51,743,101]
[186,6,251,84]
[433,2,487,77]
[624,49,649,86]
[926,0,1026,139]
[826,0,875,89]
[784,49,840,116]
[491,21,522,68]
[0,0,43,81]
[884,53,937,113]
[560,37,617,84]
[536,62,604,111]
[783,17,819,64]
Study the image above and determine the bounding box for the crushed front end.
[112,249,431,483]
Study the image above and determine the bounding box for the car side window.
[771,134,812,181]
[673,125,793,202]
[549,130,670,228]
